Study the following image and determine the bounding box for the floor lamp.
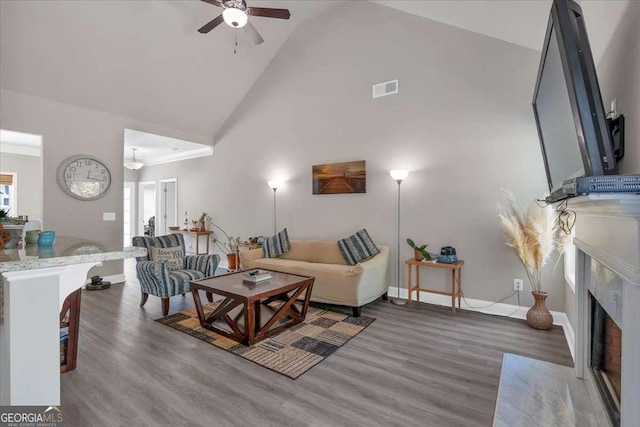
[267,180,280,235]
[389,170,409,306]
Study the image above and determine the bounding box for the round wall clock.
[56,155,112,201]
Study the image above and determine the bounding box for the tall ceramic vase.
[526,291,553,330]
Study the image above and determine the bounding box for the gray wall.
[564,0,640,325]
[0,152,42,221]
[596,0,640,175]
[209,2,565,310]
[0,89,211,277]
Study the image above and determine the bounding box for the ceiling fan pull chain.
[234,31,238,54]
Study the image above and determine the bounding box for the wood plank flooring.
[61,260,572,427]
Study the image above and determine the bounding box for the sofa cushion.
[263,228,291,258]
[250,258,363,281]
[337,229,381,266]
[279,241,347,265]
[150,245,184,271]
[168,269,205,294]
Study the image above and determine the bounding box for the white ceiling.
[374,0,630,65]
[0,0,631,142]
[0,0,338,139]
[0,129,43,157]
[124,129,213,166]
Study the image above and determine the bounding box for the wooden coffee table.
[190,270,315,346]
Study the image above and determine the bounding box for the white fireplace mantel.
[570,193,640,427]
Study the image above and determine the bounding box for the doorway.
[123,182,136,245]
[158,178,178,236]
[0,129,43,224]
[138,181,156,237]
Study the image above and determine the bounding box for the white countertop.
[0,235,146,273]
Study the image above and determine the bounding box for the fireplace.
[571,194,640,427]
[590,293,621,426]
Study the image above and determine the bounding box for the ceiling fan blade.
[246,7,291,20]
[200,0,223,7]
[198,15,224,34]
[244,21,264,45]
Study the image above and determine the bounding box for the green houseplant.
[202,213,242,270]
[0,208,9,221]
[406,238,431,261]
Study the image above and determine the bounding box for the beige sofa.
[239,240,389,317]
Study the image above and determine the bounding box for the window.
[564,234,576,292]
[0,173,17,215]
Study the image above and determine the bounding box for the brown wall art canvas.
[312,161,366,195]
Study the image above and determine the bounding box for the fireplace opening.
[590,293,621,427]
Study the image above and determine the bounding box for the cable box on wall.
[562,175,640,197]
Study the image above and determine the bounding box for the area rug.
[156,302,375,379]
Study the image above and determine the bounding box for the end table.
[405,259,464,315]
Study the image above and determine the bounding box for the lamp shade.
[389,170,409,181]
[124,161,143,171]
[223,8,248,28]
[267,180,281,190]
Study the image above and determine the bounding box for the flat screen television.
[532,0,618,200]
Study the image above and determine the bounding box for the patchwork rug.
[156,302,375,379]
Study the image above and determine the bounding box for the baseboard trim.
[83,273,126,286]
[387,286,575,361]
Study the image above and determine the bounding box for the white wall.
[0,89,212,276]
[149,2,566,310]
[0,152,42,221]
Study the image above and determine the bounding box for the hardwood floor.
[61,260,572,427]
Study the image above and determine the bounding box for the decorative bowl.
[168,226,181,231]
[25,230,40,245]
[37,231,56,246]
[422,253,439,263]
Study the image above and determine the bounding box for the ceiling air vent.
[372,79,398,99]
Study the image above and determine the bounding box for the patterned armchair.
[132,233,219,316]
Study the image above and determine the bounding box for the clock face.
[56,155,112,200]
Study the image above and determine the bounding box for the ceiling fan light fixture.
[223,8,248,28]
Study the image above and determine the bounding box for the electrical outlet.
[514,279,524,291]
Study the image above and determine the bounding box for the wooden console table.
[405,259,464,315]
[177,230,212,255]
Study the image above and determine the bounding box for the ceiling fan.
[198,0,291,45]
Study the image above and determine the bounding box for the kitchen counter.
[0,235,146,273]
[0,236,146,406]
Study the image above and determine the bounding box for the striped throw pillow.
[263,228,291,258]
[337,229,381,266]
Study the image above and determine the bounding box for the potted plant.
[202,213,242,270]
[0,208,9,221]
[498,190,570,330]
[406,238,431,261]
[198,212,208,232]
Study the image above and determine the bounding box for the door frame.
[158,178,178,236]
[137,180,156,237]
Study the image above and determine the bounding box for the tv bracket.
[607,113,625,161]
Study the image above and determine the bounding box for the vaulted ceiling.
[0,1,630,142]
[0,0,338,139]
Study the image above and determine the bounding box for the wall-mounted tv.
[532,0,618,201]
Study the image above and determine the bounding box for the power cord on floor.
[460,290,522,317]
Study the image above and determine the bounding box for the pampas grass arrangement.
[498,190,564,293]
